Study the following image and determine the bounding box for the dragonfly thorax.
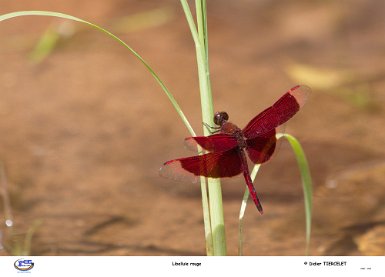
[221,121,247,149]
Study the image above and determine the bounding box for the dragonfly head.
[214,111,229,126]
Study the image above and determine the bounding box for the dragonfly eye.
[214,112,229,126]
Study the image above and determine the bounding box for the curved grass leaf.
[276,133,313,254]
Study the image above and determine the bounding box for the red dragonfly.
[160,85,310,214]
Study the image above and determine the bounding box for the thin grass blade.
[277,133,313,254]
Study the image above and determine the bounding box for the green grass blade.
[180,1,214,126]
[238,164,260,256]
[180,1,216,255]
[199,176,213,256]
[180,1,226,255]
[195,0,225,256]
[195,0,209,66]
[0,11,195,137]
[180,1,213,255]
[195,0,213,128]
[277,133,313,254]
[180,1,199,45]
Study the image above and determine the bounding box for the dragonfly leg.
[202,122,221,134]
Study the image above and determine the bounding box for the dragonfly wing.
[185,134,238,152]
[243,85,310,139]
[246,129,277,164]
[160,148,243,183]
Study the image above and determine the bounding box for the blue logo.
[14,258,34,272]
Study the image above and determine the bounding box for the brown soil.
[0,0,384,255]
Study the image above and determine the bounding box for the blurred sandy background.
[0,0,384,255]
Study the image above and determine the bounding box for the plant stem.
[195,0,227,256]
[180,0,227,255]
